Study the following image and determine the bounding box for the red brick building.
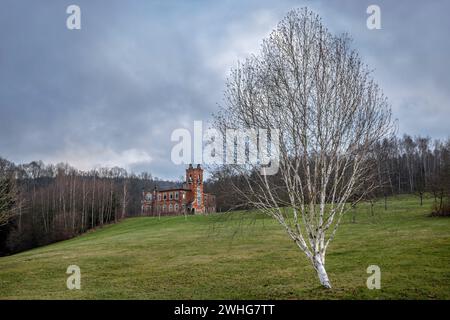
[141,164,216,215]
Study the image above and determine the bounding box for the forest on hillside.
[0,160,178,256]
[1,134,450,256]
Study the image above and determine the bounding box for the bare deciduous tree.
[214,8,394,288]
[0,163,17,227]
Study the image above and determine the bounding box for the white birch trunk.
[314,254,331,289]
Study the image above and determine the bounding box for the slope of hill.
[0,195,449,299]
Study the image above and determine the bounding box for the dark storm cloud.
[1,0,449,179]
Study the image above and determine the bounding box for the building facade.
[141,164,216,215]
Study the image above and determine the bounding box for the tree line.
[206,134,450,214]
[372,135,450,210]
[1,134,450,256]
[0,158,174,256]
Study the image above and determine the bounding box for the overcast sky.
[1,0,449,180]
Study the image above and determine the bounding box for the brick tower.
[186,164,204,213]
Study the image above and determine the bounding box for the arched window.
[169,204,173,212]
[174,204,178,211]
[175,192,179,200]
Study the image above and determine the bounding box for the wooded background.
[1,134,450,256]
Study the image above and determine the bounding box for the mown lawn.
[0,195,449,299]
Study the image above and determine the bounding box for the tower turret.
[186,164,204,213]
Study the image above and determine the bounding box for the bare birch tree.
[214,8,394,288]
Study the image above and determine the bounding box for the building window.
[169,204,173,212]
[163,193,167,200]
[163,205,166,212]
[175,204,178,211]
[170,192,173,200]
[175,192,178,200]
[158,194,161,201]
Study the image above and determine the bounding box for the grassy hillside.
[0,195,449,299]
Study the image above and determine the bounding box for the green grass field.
[0,195,449,299]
